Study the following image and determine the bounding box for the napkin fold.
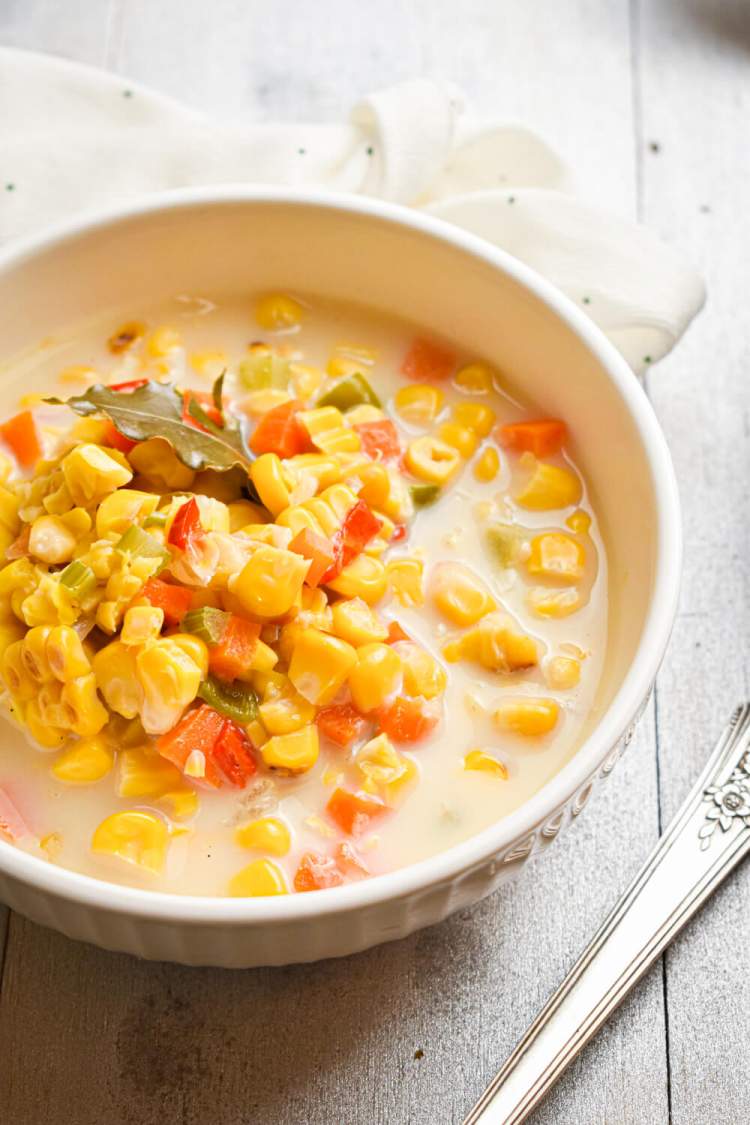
[0,48,705,372]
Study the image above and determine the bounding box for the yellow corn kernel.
[58,363,97,387]
[28,514,77,564]
[250,453,291,517]
[444,612,538,673]
[235,816,291,856]
[394,641,447,700]
[261,725,319,774]
[527,533,585,584]
[61,444,133,507]
[18,392,45,408]
[451,401,496,437]
[61,673,108,737]
[453,362,494,394]
[242,388,294,418]
[386,557,424,608]
[474,446,500,483]
[259,690,316,735]
[128,438,195,490]
[167,633,209,678]
[353,462,390,510]
[25,700,67,748]
[146,326,181,357]
[0,453,12,483]
[393,383,445,426]
[289,362,324,401]
[405,435,461,484]
[118,747,183,798]
[136,638,203,735]
[92,810,169,874]
[246,718,269,747]
[46,625,90,682]
[494,697,559,736]
[255,293,303,332]
[356,733,416,802]
[274,504,323,540]
[310,482,359,532]
[227,500,269,532]
[121,605,164,647]
[285,453,342,493]
[289,628,357,705]
[0,486,19,534]
[516,456,582,511]
[545,656,581,690]
[95,489,160,538]
[527,587,582,618]
[2,640,36,701]
[249,639,280,673]
[92,640,143,718]
[22,625,54,682]
[344,404,386,427]
[331,597,388,647]
[21,573,77,629]
[430,562,495,626]
[229,857,288,896]
[348,643,402,712]
[158,787,200,820]
[437,422,479,459]
[464,749,509,779]
[566,508,592,535]
[326,342,377,378]
[230,545,309,618]
[297,406,361,455]
[327,554,387,605]
[0,557,34,598]
[190,349,228,378]
[52,735,114,783]
[60,507,92,538]
[0,620,24,659]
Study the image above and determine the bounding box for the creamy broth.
[0,294,606,895]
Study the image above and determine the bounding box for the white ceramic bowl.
[0,188,681,967]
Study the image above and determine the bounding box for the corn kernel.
[544,655,581,690]
[46,625,91,681]
[61,673,108,737]
[158,788,200,820]
[261,725,319,773]
[92,810,169,873]
[394,641,447,700]
[452,402,496,437]
[21,625,54,682]
[167,633,209,678]
[474,446,500,483]
[516,456,582,510]
[235,816,291,856]
[229,857,288,896]
[444,612,538,672]
[285,453,341,493]
[255,294,303,332]
[464,749,509,779]
[327,554,387,605]
[298,406,361,455]
[494,697,559,736]
[527,533,585,584]
[242,388,294,418]
[393,384,445,426]
[25,700,68,748]
[2,640,36,700]
[386,557,424,607]
[52,735,114,783]
[331,598,388,647]
[118,747,183,798]
[527,587,582,618]
[190,349,228,378]
[58,364,97,386]
[405,435,461,484]
[121,605,164,646]
[128,438,195,490]
[93,640,142,718]
[227,500,269,532]
[28,514,77,564]
[146,326,181,357]
[430,562,495,626]
[289,628,357,705]
[250,453,291,517]
[0,487,19,534]
[356,733,416,802]
[453,362,494,394]
[353,462,390,509]
[349,643,403,713]
[230,545,309,618]
[136,638,203,735]
[437,422,479,459]
[95,489,160,538]
[326,342,377,378]
[289,362,324,401]
[566,509,592,535]
[259,690,316,735]
[0,620,24,659]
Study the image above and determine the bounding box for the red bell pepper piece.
[182,390,224,433]
[107,377,149,393]
[208,616,261,682]
[141,577,193,626]
[157,704,225,787]
[341,500,382,566]
[211,719,257,788]
[378,696,439,743]
[168,497,205,553]
[101,420,137,454]
[316,703,367,748]
[401,338,455,382]
[355,419,401,461]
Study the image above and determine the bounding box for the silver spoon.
[464,702,750,1124]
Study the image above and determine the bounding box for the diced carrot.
[294,851,345,892]
[335,842,369,879]
[0,411,41,469]
[101,420,137,454]
[316,703,367,748]
[355,419,401,461]
[0,786,31,841]
[326,788,387,836]
[208,615,261,681]
[211,719,256,788]
[108,377,149,392]
[157,704,225,787]
[401,338,455,382]
[386,621,410,644]
[378,696,439,743]
[289,528,337,588]
[182,390,223,433]
[141,577,192,626]
[250,400,310,458]
[168,497,205,553]
[497,419,567,458]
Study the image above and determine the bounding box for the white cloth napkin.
[0,47,705,373]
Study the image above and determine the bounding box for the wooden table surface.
[0,2,747,1122]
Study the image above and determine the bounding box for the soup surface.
[0,293,607,896]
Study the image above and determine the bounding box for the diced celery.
[197,676,258,724]
[485,524,522,567]
[317,373,381,411]
[59,560,97,598]
[116,525,169,562]
[409,483,440,508]
[238,351,291,391]
[143,511,168,529]
[182,606,230,647]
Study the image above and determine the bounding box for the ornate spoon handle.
[464,703,750,1125]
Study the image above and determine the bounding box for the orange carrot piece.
[249,400,310,458]
[497,419,566,458]
[326,788,387,836]
[157,705,225,787]
[0,411,41,469]
[208,616,261,681]
[401,338,455,382]
[378,696,439,743]
[316,703,367,748]
[141,577,192,626]
[294,851,345,892]
[289,528,337,587]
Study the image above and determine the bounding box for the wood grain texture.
[1,0,743,1120]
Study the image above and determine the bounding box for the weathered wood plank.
[637,1,750,1121]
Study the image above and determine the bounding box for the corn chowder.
[0,293,606,897]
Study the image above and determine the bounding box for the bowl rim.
[0,185,682,924]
